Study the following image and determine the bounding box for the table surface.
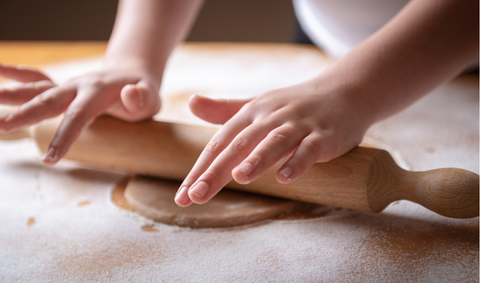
[0,42,478,282]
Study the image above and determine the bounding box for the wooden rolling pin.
[1,115,478,218]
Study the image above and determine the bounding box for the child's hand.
[0,62,161,165]
[173,0,479,208]
[175,81,370,207]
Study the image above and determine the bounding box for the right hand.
[0,62,161,165]
[175,79,370,207]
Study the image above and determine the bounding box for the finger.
[232,124,307,185]
[120,84,143,113]
[0,63,52,83]
[276,134,325,184]
[113,80,161,121]
[175,115,255,207]
[187,122,276,205]
[188,94,251,124]
[0,87,75,133]
[0,80,56,105]
[42,88,108,165]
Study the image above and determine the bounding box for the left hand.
[174,81,370,207]
[0,62,162,165]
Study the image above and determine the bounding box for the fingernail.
[42,147,58,162]
[175,185,187,198]
[235,162,254,182]
[174,185,190,205]
[190,181,209,199]
[279,166,292,181]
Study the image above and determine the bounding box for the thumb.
[119,80,161,121]
[188,94,251,124]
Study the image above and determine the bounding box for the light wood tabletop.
[0,41,107,67]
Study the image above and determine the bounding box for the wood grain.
[21,115,478,218]
[367,150,479,218]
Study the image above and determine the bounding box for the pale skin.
[0,0,477,208]
[175,0,479,206]
[0,0,203,164]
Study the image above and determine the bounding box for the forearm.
[104,0,204,81]
[313,0,478,125]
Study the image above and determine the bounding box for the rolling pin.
[1,115,478,218]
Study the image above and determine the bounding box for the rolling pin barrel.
[6,116,479,218]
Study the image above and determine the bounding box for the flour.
[0,127,477,283]
[0,44,477,282]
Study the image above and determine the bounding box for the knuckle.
[205,138,222,155]
[269,132,288,145]
[312,135,338,162]
[302,138,320,155]
[248,155,262,169]
[317,147,336,163]
[89,78,104,88]
[183,172,200,186]
[80,77,106,91]
[37,93,55,105]
[288,157,306,174]
[229,137,248,153]
[202,169,222,186]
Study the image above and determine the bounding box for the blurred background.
[0,0,306,43]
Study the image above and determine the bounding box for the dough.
[124,176,302,228]
[119,141,403,229]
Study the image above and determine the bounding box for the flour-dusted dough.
[125,176,302,228]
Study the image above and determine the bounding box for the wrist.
[102,55,167,84]
[306,71,378,132]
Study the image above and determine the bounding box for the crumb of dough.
[27,217,36,227]
[77,201,91,207]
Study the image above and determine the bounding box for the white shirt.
[293,0,410,58]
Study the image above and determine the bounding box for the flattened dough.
[125,176,301,228]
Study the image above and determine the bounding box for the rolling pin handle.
[367,150,479,218]
[405,168,479,218]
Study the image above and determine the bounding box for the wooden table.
[0,41,478,282]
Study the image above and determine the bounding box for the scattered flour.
[0,44,478,282]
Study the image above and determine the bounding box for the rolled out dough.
[121,140,401,229]
[124,176,303,228]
